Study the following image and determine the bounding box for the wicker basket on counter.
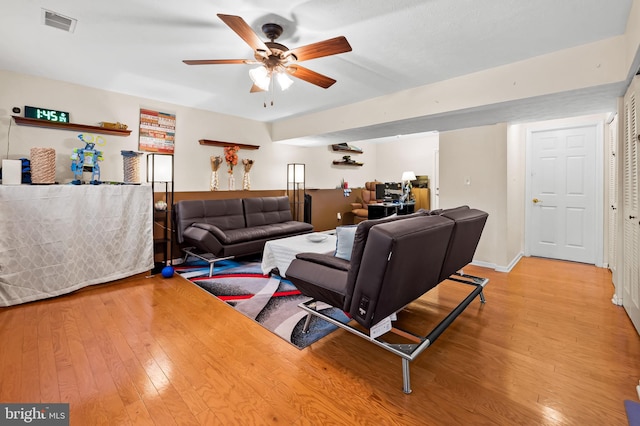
[30,147,56,184]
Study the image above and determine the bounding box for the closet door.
[608,115,618,275]
[623,82,640,334]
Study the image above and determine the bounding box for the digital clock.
[25,106,70,123]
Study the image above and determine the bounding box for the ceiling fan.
[183,14,352,93]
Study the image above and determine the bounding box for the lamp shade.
[276,72,293,90]
[147,154,173,182]
[287,163,305,183]
[249,66,271,91]
[401,171,417,182]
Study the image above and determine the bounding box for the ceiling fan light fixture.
[249,66,270,91]
[276,72,293,91]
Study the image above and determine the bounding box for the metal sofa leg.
[402,359,412,394]
[181,247,234,277]
[302,302,317,333]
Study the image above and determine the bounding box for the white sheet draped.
[0,184,154,306]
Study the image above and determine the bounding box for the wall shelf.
[12,116,132,136]
[199,139,260,150]
[331,144,363,154]
[333,160,363,166]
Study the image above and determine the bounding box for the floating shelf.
[331,144,363,154]
[333,160,363,166]
[199,139,260,150]
[12,116,132,136]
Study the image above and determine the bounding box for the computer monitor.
[375,183,386,200]
[384,182,402,200]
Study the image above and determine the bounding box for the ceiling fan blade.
[250,84,266,93]
[217,14,272,56]
[183,59,250,65]
[287,36,352,62]
[286,65,336,89]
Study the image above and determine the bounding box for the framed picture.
[139,108,175,153]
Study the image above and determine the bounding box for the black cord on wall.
[5,117,13,159]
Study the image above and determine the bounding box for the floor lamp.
[287,163,305,221]
[147,153,174,276]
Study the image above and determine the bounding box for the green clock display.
[25,106,69,123]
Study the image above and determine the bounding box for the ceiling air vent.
[41,9,77,33]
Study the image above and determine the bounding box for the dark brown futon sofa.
[173,196,313,274]
[286,206,489,393]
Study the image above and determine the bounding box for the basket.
[121,151,143,183]
[30,147,56,184]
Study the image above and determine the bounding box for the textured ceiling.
[0,0,634,143]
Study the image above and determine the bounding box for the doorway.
[525,123,603,265]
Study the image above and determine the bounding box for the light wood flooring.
[1,257,639,425]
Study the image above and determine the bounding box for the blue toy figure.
[71,134,104,184]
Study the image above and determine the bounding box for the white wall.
[0,70,442,193]
[439,123,509,267]
[1,69,618,271]
[438,114,610,271]
[0,70,381,191]
[506,124,526,269]
[374,133,439,183]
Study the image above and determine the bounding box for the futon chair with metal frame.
[285,206,489,394]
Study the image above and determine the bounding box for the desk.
[368,202,415,219]
[261,233,337,277]
[0,184,154,306]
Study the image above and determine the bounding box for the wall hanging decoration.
[224,145,239,190]
[139,108,176,154]
[121,150,143,183]
[242,158,254,190]
[210,155,223,191]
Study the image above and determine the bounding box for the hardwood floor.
[1,257,638,425]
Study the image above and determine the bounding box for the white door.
[622,87,640,333]
[527,125,597,264]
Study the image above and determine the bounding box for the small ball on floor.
[161,265,174,278]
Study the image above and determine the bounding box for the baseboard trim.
[611,293,623,306]
[471,252,523,273]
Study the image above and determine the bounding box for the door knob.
[533,198,542,204]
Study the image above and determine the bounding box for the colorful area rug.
[175,257,350,349]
